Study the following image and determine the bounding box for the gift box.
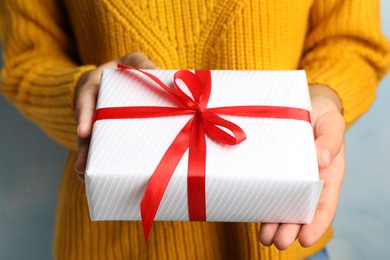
[85,67,323,238]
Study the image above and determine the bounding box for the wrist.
[309,84,343,113]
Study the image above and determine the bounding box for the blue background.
[1,2,389,259]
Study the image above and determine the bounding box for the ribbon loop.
[117,64,195,109]
[201,111,246,145]
[174,70,205,106]
[195,70,212,107]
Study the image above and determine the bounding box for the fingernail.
[321,149,331,167]
[74,160,79,173]
[77,173,85,182]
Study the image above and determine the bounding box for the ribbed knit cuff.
[303,57,378,127]
[1,62,98,150]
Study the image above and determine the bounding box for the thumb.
[118,52,159,69]
[314,110,345,169]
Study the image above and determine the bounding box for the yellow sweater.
[1,0,389,259]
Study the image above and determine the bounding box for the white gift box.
[85,69,323,225]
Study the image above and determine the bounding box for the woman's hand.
[74,52,158,181]
[258,84,346,250]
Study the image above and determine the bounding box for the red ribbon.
[94,64,311,239]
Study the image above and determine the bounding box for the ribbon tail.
[140,118,194,240]
[188,113,207,221]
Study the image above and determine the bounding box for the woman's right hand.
[74,52,159,181]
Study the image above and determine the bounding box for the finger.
[298,145,345,247]
[258,223,280,246]
[298,205,334,248]
[75,60,120,138]
[314,111,345,168]
[272,224,301,251]
[74,137,91,181]
[76,82,100,138]
[298,184,340,247]
[119,52,159,69]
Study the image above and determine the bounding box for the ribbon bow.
[94,65,311,239]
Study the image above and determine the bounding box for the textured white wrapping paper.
[85,69,323,224]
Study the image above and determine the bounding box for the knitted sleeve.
[0,0,95,150]
[300,0,390,126]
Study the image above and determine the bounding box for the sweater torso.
[64,0,311,70]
